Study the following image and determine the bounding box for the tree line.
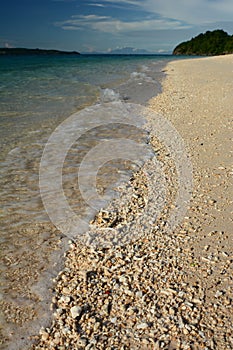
[173,30,233,56]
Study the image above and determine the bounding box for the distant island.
[107,47,152,55]
[81,47,156,55]
[173,30,233,56]
[0,48,80,55]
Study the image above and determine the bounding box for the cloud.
[55,0,233,42]
[56,15,108,30]
[87,3,106,7]
[0,38,15,48]
[52,0,76,2]
[95,18,190,32]
[57,14,190,33]
[100,0,233,25]
[91,0,141,5]
[88,0,233,25]
[4,42,13,48]
[87,0,143,10]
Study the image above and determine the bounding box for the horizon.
[0,46,173,54]
[1,28,233,55]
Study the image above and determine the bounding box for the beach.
[0,54,168,349]
[2,54,232,349]
[28,54,233,349]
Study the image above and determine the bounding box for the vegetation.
[173,30,233,56]
[0,48,80,55]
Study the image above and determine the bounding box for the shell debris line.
[30,55,233,350]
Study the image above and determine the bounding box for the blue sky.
[1,0,233,53]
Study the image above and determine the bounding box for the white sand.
[28,54,233,350]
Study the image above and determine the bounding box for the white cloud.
[77,14,109,20]
[57,14,190,33]
[101,0,233,25]
[55,0,233,40]
[93,0,141,5]
[57,15,109,30]
[0,38,15,48]
[4,42,13,48]
[89,0,233,25]
[95,18,190,32]
[87,3,106,7]
[52,0,76,2]
[87,0,143,10]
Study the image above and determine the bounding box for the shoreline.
[5,54,233,349]
[0,56,168,350]
[32,54,232,349]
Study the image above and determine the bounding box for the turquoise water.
[0,54,174,158]
[0,54,174,349]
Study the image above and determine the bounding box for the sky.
[1,0,233,53]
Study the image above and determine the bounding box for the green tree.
[173,30,233,56]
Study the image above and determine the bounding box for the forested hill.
[173,30,233,56]
[0,48,80,55]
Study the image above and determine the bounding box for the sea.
[0,53,178,349]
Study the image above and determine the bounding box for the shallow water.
[0,54,174,349]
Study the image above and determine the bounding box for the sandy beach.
[23,54,233,349]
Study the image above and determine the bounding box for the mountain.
[0,48,80,55]
[107,47,153,54]
[173,30,233,56]
[81,47,170,55]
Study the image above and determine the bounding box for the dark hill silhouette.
[0,48,80,55]
[173,30,233,56]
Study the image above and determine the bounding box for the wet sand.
[4,54,233,349]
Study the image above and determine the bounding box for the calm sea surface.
[0,54,177,349]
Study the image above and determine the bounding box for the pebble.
[70,306,82,319]
[137,322,148,330]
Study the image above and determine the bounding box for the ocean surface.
[0,53,177,349]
